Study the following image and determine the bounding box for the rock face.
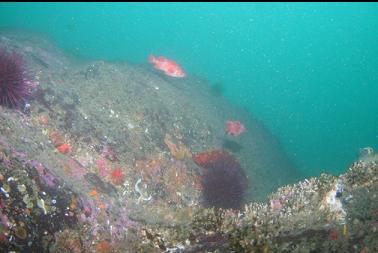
[0,30,300,203]
[3,30,377,252]
[2,141,377,252]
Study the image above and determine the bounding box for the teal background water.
[1,2,377,176]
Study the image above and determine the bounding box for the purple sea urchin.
[193,150,249,209]
[0,47,32,107]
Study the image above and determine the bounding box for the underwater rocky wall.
[1,30,376,252]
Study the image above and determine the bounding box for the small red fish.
[148,55,186,78]
[225,121,246,136]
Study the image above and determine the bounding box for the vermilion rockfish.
[225,120,246,136]
[148,55,186,78]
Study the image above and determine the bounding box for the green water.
[1,2,377,176]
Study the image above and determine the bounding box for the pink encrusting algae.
[96,158,111,177]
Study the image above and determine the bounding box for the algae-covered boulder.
[1,30,377,252]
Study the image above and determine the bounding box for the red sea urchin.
[193,150,249,209]
[0,47,32,108]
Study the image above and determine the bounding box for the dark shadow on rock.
[222,139,243,153]
[209,82,224,97]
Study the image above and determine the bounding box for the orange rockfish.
[225,120,246,136]
[148,55,186,78]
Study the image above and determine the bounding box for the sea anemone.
[193,150,248,209]
[110,168,125,186]
[57,143,71,154]
[0,47,32,107]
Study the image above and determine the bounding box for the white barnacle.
[127,122,135,130]
[122,180,129,196]
[0,187,9,198]
[7,177,15,182]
